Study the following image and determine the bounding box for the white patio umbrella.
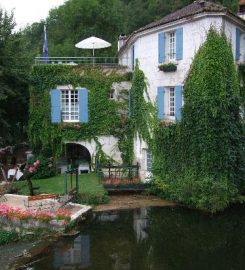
[75,36,111,57]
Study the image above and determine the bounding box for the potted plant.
[158,62,177,72]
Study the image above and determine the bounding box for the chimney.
[238,0,245,20]
[118,34,127,51]
[199,0,205,8]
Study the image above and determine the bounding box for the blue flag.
[42,24,48,63]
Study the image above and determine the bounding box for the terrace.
[35,56,128,68]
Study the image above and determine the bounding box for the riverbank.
[94,194,176,211]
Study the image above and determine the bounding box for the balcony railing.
[35,56,119,66]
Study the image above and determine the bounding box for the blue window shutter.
[128,89,131,117]
[236,28,241,61]
[157,87,165,120]
[131,45,135,70]
[50,89,61,123]
[79,88,88,123]
[158,32,165,63]
[176,27,183,60]
[175,86,182,121]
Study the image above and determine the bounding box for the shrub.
[77,193,109,205]
[27,155,56,179]
[0,230,18,245]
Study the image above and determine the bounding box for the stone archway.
[58,143,92,174]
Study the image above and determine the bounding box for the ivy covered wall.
[117,60,156,165]
[152,29,245,213]
[29,65,130,161]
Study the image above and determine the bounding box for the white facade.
[119,9,245,180]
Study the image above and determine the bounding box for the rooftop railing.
[35,56,120,67]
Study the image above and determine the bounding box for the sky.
[0,0,66,30]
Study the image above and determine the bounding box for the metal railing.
[35,56,120,66]
[98,163,140,186]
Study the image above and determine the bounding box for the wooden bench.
[24,194,57,210]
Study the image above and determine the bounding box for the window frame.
[168,31,176,61]
[146,149,152,172]
[60,87,79,123]
[169,87,175,117]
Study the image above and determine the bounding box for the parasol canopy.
[75,36,111,57]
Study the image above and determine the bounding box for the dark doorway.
[58,143,91,174]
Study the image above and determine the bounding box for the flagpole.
[42,22,48,64]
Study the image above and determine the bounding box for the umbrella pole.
[92,44,95,66]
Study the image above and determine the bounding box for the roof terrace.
[34,56,123,67]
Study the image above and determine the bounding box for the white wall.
[65,136,122,169]
[130,16,224,102]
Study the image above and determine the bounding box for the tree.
[0,9,30,147]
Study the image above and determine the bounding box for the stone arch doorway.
[58,143,91,174]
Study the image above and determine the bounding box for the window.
[158,27,183,64]
[168,32,176,60]
[146,150,152,172]
[131,45,135,70]
[169,87,175,116]
[157,86,182,121]
[61,90,79,122]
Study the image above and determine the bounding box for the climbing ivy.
[152,28,245,213]
[118,60,156,164]
[29,65,129,163]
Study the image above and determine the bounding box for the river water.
[30,205,245,270]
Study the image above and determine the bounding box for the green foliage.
[0,9,30,146]
[118,60,155,164]
[29,65,127,160]
[0,230,18,245]
[77,192,109,205]
[153,28,245,213]
[158,62,177,72]
[27,155,56,179]
[19,0,238,61]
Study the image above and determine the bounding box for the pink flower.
[48,163,53,168]
[29,167,34,173]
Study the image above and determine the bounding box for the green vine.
[118,60,156,164]
[152,29,245,213]
[29,65,129,161]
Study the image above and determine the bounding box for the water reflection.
[54,235,90,268]
[33,205,245,270]
[133,208,148,242]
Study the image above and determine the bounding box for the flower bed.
[0,204,71,229]
[158,62,177,72]
[102,178,141,186]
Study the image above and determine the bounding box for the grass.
[14,173,109,205]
